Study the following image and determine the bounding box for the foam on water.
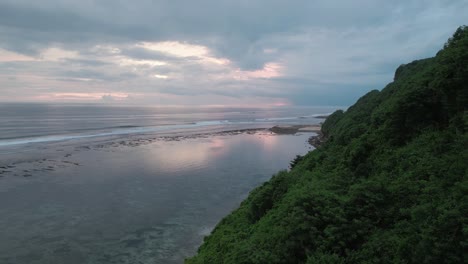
[0,123,207,147]
[0,104,341,148]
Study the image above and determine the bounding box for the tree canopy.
[186,26,468,264]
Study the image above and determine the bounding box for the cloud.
[0,0,466,105]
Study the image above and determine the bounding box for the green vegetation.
[186,26,468,264]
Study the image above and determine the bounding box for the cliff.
[186,26,468,264]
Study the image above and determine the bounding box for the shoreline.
[307,131,326,148]
[0,125,321,177]
[0,123,322,153]
[268,124,325,148]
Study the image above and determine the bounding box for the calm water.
[0,104,340,264]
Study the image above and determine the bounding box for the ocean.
[0,103,340,264]
[0,103,337,147]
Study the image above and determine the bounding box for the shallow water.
[0,131,314,263]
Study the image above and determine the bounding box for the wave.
[0,120,251,147]
[254,114,324,121]
[312,112,333,118]
[254,116,300,121]
[0,114,321,147]
[194,120,232,126]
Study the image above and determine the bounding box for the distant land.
[186,26,467,263]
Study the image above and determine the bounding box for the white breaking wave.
[255,116,299,121]
[0,113,322,147]
[0,123,203,147]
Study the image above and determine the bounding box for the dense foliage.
[186,26,467,264]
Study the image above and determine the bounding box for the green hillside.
[186,26,468,264]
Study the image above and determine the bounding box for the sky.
[0,0,466,107]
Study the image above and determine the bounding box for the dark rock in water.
[270,125,320,135]
[23,174,33,177]
[308,131,326,148]
[269,126,299,134]
[313,115,329,119]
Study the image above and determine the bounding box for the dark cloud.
[57,69,138,82]
[0,0,466,105]
[62,58,112,67]
[2,0,460,63]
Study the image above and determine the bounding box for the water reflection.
[145,137,228,173]
[256,133,279,151]
[0,132,313,264]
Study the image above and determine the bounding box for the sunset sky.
[0,0,466,106]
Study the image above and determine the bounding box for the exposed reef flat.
[269,124,321,134]
[0,126,318,180]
